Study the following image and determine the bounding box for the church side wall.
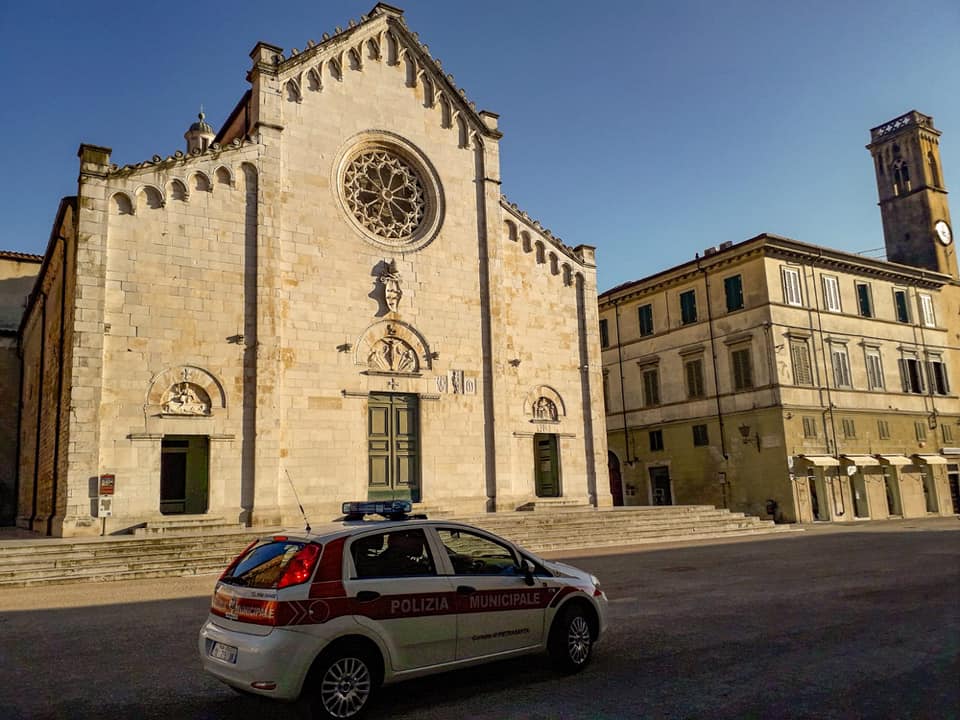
[494,216,609,508]
[92,147,260,533]
[16,232,71,533]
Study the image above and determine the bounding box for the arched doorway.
[608,451,624,506]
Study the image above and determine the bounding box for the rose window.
[343,150,426,240]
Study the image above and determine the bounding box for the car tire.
[548,603,593,674]
[303,642,380,720]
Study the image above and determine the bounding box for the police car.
[199,501,608,719]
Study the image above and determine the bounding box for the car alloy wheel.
[566,614,592,666]
[319,655,372,719]
[549,604,593,673]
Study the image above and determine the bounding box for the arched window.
[929,152,941,187]
[892,161,910,196]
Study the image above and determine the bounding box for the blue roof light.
[341,501,413,519]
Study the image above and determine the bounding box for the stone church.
[5,3,610,536]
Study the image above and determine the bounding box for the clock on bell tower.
[866,110,957,279]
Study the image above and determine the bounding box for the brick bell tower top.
[867,110,957,279]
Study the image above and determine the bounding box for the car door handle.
[456,585,476,595]
[356,591,381,602]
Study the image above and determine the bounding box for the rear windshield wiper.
[220,574,249,586]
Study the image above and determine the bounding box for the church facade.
[12,3,610,536]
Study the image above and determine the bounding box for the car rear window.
[223,540,317,589]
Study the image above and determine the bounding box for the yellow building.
[599,111,960,523]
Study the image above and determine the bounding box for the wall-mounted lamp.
[337,343,352,353]
[739,424,761,451]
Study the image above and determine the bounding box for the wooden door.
[368,394,420,502]
[534,434,560,497]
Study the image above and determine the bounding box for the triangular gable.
[221,3,501,147]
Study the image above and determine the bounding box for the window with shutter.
[877,420,890,439]
[802,416,817,438]
[842,418,856,438]
[865,349,884,390]
[638,304,654,336]
[642,368,660,407]
[685,359,705,398]
[919,294,936,327]
[599,319,609,348]
[893,289,910,323]
[781,267,802,306]
[831,345,852,387]
[822,275,841,312]
[692,424,709,446]
[731,348,753,390]
[900,356,925,393]
[790,339,813,385]
[926,356,949,395]
[649,429,664,451]
[680,290,698,325]
[856,283,873,317]
[724,275,744,312]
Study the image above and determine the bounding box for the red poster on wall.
[99,474,115,496]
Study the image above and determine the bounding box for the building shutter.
[790,340,812,385]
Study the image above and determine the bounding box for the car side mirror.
[520,559,536,586]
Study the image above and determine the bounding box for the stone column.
[473,113,510,512]
[575,247,612,508]
[247,42,285,527]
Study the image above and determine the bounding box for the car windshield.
[223,540,314,589]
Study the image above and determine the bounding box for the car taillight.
[277,543,321,588]
[219,539,259,581]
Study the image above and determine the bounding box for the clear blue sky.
[1,0,958,292]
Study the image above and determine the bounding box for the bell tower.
[866,110,957,279]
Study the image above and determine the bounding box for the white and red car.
[199,501,608,719]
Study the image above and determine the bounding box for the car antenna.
[284,467,312,533]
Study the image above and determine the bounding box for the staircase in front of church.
[0,505,796,587]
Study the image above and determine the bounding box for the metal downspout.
[699,261,728,461]
[807,253,843,516]
[613,300,632,465]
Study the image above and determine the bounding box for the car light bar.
[341,500,413,519]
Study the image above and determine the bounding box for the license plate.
[210,641,237,664]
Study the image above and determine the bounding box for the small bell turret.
[184,108,215,153]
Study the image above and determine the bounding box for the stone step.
[2,560,233,587]
[132,516,246,536]
[0,543,254,571]
[481,521,780,547]
[0,506,795,587]
[454,512,757,531]
[0,553,237,582]
[523,526,797,553]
